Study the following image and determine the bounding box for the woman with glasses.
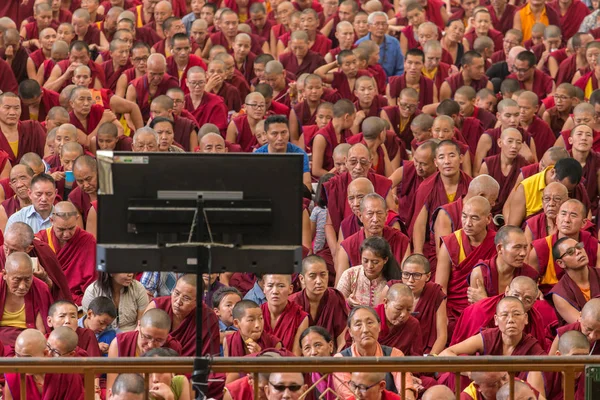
[82,271,149,332]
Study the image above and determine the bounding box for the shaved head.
[468,174,499,206]
[48,326,79,354]
[558,330,590,355]
[301,255,327,275]
[140,308,172,330]
[422,385,454,400]
[15,329,47,358]
[496,380,536,400]
[386,283,413,300]
[348,177,374,194]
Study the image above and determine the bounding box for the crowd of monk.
[1,0,600,398]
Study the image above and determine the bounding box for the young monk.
[440,51,493,100]
[314,50,369,102]
[356,41,387,96]
[553,33,593,84]
[353,76,389,119]
[548,298,600,357]
[454,86,496,131]
[224,300,282,357]
[569,124,600,218]
[517,91,556,160]
[387,48,436,110]
[542,83,578,136]
[430,115,472,176]
[380,87,420,149]
[47,300,101,356]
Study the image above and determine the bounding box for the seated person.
[141,348,193,400]
[47,299,101,356]
[212,286,242,351]
[78,296,117,356]
[224,300,282,357]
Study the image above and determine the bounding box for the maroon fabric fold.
[289,288,348,340]
[261,301,308,351]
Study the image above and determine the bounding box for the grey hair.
[367,11,388,25]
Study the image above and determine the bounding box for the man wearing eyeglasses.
[345,372,401,400]
[355,12,404,78]
[226,92,267,153]
[506,50,555,102]
[547,236,600,325]
[265,372,307,400]
[183,66,228,136]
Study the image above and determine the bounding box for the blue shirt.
[78,316,117,356]
[255,143,310,173]
[182,12,197,35]
[355,33,404,78]
[243,282,266,305]
[6,205,53,234]
[218,320,238,356]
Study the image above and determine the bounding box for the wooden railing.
[2,356,599,400]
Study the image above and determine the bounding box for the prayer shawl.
[387,75,434,110]
[559,129,600,152]
[267,99,291,118]
[424,0,446,29]
[413,281,446,353]
[249,19,273,41]
[56,59,106,91]
[311,121,354,173]
[226,376,254,400]
[396,161,425,226]
[68,186,92,222]
[0,121,46,163]
[547,266,600,325]
[506,69,554,101]
[472,257,539,297]
[131,74,179,122]
[116,330,182,356]
[483,154,530,215]
[547,0,590,41]
[289,288,348,340]
[324,170,392,234]
[450,294,547,347]
[69,103,105,136]
[261,301,308,352]
[1,196,20,219]
[173,115,198,152]
[521,163,539,178]
[35,226,97,306]
[401,25,419,51]
[0,58,17,95]
[526,116,556,159]
[431,196,464,236]
[441,228,497,335]
[471,107,497,131]
[375,303,424,356]
[525,213,551,241]
[20,89,59,122]
[5,373,84,400]
[532,231,597,294]
[487,4,517,32]
[0,277,52,346]
[136,26,162,46]
[184,92,229,136]
[340,226,410,267]
[225,330,281,356]
[353,95,389,118]
[279,51,326,78]
[0,1,18,24]
[444,72,489,98]
[461,117,484,156]
[153,296,221,356]
[232,114,259,153]
[28,49,47,71]
[75,326,101,356]
[101,60,132,92]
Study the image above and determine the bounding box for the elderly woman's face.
[349,308,380,348]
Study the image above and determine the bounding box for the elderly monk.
[198,133,227,153]
[44,123,77,170]
[132,127,159,152]
[505,158,588,226]
[410,140,473,273]
[529,200,599,295]
[431,174,500,252]
[337,194,410,278]
[107,309,182,389]
[0,93,46,164]
[468,226,539,305]
[461,372,510,400]
[478,129,530,216]
[547,237,600,325]
[422,385,454,400]
[0,252,52,346]
[45,40,105,93]
[436,196,497,336]
[1,222,71,302]
[516,91,556,160]
[0,165,34,230]
[35,201,96,305]
[69,155,97,222]
[260,274,309,356]
[549,298,600,357]
[338,177,375,241]
[205,59,241,112]
[333,307,417,400]
[108,374,145,400]
[146,274,220,357]
[4,329,84,400]
[569,124,600,217]
[345,372,403,400]
[46,326,80,357]
[46,300,100,356]
[226,92,266,152]
[280,31,326,78]
[289,256,348,351]
[391,140,437,227]
[524,182,569,243]
[18,80,60,123]
[325,143,392,241]
[440,51,493,100]
[126,53,178,122]
[347,117,398,176]
[184,66,228,135]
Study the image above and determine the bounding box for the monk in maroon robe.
[388,54,435,110]
[487,3,516,32]
[226,92,265,153]
[570,124,600,217]
[260,274,309,356]
[45,42,106,93]
[506,52,554,101]
[289,256,348,350]
[46,300,101,357]
[440,51,491,100]
[517,92,556,160]
[0,95,46,164]
[19,83,60,123]
[524,182,569,242]
[166,52,206,95]
[0,252,52,347]
[279,33,326,78]
[35,202,96,306]
[548,298,600,358]
[437,196,497,337]
[6,329,84,400]
[100,40,132,92]
[547,0,589,42]
[184,66,229,136]
[0,58,18,95]
[381,88,421,149]
[225,300,282,356]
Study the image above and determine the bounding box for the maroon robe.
[556,54,585,85]
[261,301,308,351]
[546,106,569,136]
[215,82,242,112]
[28,49,47,72]
[483,154,530,215]
[69,103,104,136]
[487,4,516,32]
[20,89,59,122]
[548,266,600,325]
[481,327,546,356]
[226,376,255,400]
[294,100,321,126]
[526,116,556,159]
[35,227,96,306]
[0,1,18,25]
[401,25,419,51]
[396,161,426,226]
[482,127,531,158]
[279,51,326,78]
[324,170,392,234]
[0,58,17,95]
[374,303,423,356]
[444,72,489,98]
[340,226,410,267]
[231,114,259,153]
[574,70,599,98]
[381,106,420,149]
[413,282,446,354]
[460,117,484,156]
[367,64,387,95]
[165,54,207,95]
[5,372,84,400]
[491,50,506,64]
[473,257,539,297]
[331,70,371,102]
[68,185,92,223]
[506,69,554,101]
[0,121,46,163]
[0,47,28,84]
[81,24,102,46]
[136,25,162,46]
[547,0,589,41]
[289,288,348,340]
[441,228,497,336]
[172,115,197,152]
[430,62,452,91]
[184,92,229,136]
[1,196,21,219]
[249,19,273,41]
[525,212,552,241]
[153,296,220,357]
[236,52,257,84]
[470,107,497,131]
[116,329,182,356]
[543,367,586,400]
[579,150,600,216]
[152,39,200,58]
[131,73,179,121]
[345,135,387,175]
[55,59,106,91]
[464,29,503,53]
[557,321,600,354]
[387,75,434,110]
[311,120,354,173]
[278,32,332,57]
[0,277,52,346]
[424,0,446,29]
[559,129,600,152]
[101,60,132,92]
[225,330,281,356]
[74,326,101,356]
